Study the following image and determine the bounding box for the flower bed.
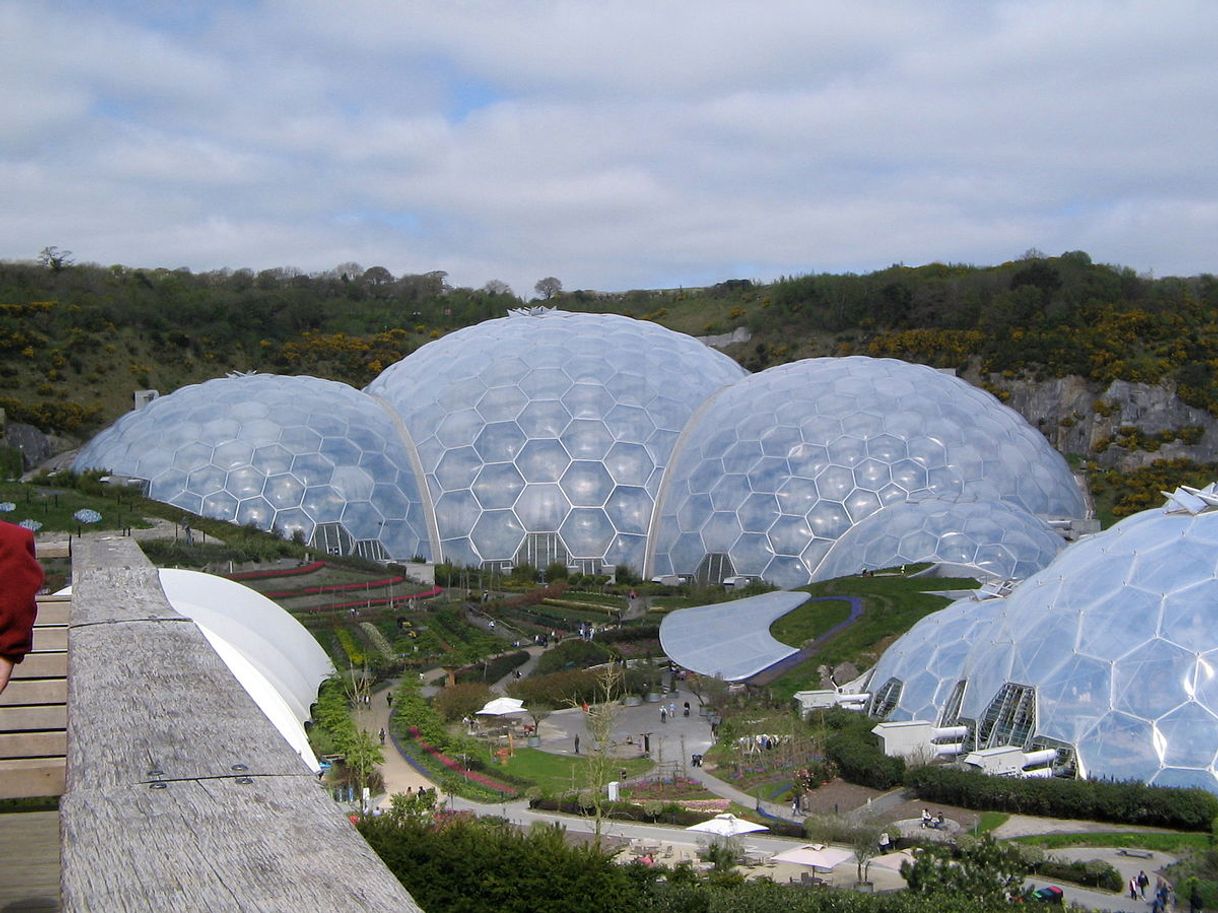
[227,560,326,581]
[262,574,407,598]
[305,586,445,613]
[676,798,730,813]
[407,726,519,796]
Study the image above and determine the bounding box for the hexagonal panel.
[560,461,615,507]
[472,463,526,509]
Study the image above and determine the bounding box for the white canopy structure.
[477,697,526,716]
[771,844,854,871]
[60,568,333,771]
[685,813,768,838]
[659,591,810,681]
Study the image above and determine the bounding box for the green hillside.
[3,252,1217,441]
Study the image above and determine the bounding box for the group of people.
[919,808,946,830]
[1130,872,1196,913]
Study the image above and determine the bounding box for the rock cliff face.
[0,416,72,473]
[981,374,1218,471]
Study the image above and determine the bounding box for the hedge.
[1034,857,1122,892]
[454,650,531,685]
[905,766,1218,831]
[823,726,905,790]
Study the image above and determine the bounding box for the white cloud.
[1,0,1215,294]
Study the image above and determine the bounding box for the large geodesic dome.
[74,313,1084,581]
[862,486,1218,791]
[647,357,1084,588]
[864,595,997,723]
[365,309,746,572]
[815,498,1065,583]
[74,374,433,561]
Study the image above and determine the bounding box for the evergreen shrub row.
[1033,857,1122,892]
[821,711,906,790]
[905,766,1218,831]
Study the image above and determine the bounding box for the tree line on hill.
[3,250,1218,438]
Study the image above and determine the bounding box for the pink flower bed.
[227,560,326,581]
[305,586,445,613]
[679,798,730,813]
[407,727,518,795]
[261,575,407,599]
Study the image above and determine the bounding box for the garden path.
[354,679,442,807]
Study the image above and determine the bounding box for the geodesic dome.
[365,309,745,572]
[74,373,433,561]
[647,357,1084,588]
[815,498,1065,582]
[863,486,1218,791]
[863,595,997,722]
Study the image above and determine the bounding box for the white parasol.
[770,843,854,871]
[476,697,527,716]
[685,812,768,837]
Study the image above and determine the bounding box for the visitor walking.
[574,734,580,754]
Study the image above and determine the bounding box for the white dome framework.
[74,315,1084,585]
[863,485,1218,792]
[648,357,1083,588]
[366,309,746,573]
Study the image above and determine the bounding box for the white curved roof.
[59,569,333,771]
[659,590,809,681]
[157,569,334,724]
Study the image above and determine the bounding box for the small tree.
[526,700,553,737]
[38,246,72,272]
[534,276,563,299]
[803,814,882,885]
[344,728,386,804]
[575,664,623,848]
[901,833,1030,903]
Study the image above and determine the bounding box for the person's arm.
[0,522,44,693]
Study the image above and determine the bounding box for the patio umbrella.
[770,843,854,871]
[685,813,768,838]
[476,697,527,716]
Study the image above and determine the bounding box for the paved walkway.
[353,681,440,807]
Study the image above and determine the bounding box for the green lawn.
[500,748,653,795]
[1007,831,1212,853]
[0,481,151,533]
[766,569,977,701]
[769,598,853,647]
[977,811,1010,834]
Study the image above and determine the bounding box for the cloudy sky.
[2,1,1215,295]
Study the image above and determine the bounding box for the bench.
[1117,848,1154,858]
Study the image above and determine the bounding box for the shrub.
[823,718,905,790]
[906,766,1218,831]
[507,669,601,707]
[433,682,495,722]
[1034,857,1122,892]
[535,639,612,675]
[454,650,530,685]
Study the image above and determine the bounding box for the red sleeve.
[0,521,43,663]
